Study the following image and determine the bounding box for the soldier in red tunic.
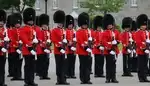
[36,14,51,80]
[76,12,92,84]
[147,19,150,76]
[135,14,150,82]
[120,17,133,77]
[20,8,40,86]
[130,20,138,72]
[9,13,24,81]
[51,10,70,85]
[0,9,8,86]
[102,14,119,83]
[92,16,105,78]
[65,15,77,79]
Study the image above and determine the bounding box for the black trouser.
[131,56,138,72]
[105,54,116,80]
[0,55,6,85]
[24,55,36,84]
[79,55,91,83]
[89,56,92,73]
[8,53,14,76]
[137,54,148,80]
[123,54,132,74]
[55,54,67,83]
[94,54,104,76]
[148,58,150,75]
[37,54,50,77]
[11,52,23,78]
[66,54,76,77]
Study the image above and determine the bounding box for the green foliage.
[81,0,125,15]
[115,24,122,32]
[0,0,36,13]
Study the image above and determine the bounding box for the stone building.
[34,0,150,26]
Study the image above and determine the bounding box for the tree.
[0,0,36,13]
[81,0,125,15]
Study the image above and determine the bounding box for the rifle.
[111,31,117,60]
[127,32,134,58]
[145,31,150,55]
[87,29,93,57]
[3,24,9,58]
[32,29,38,60]
[45,30,51,58]
[18,40,23,59]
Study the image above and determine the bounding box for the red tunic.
[20,25,41,55]
[92,30,104,54]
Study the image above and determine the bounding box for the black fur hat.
[12,13,22,26]
[136,14,148,28]
[0,9,6,23]
[147,19,150,30]
[65,15,74,28]
[39,14,49,26]
[53,10,65,24]
[6,14,13,28]
[131,20,137,31]
[35,16,40,26]
[93,16,103,30]
[78,12,89,27]
[23,8,36,24]
[103,14,115,29]
[122,17,132,29]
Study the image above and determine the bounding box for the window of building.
[73,0,79,9]
[35,0,40,10]
[52,0,58,10]
[131,0,137,7]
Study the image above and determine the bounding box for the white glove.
[144,49,150,54]
[129,38,133,42]
[30,50,36,55]
[71,47,76,51]
[110,51,116,55]
[1,48,7,53]
[44,49,50,53]
[46,39,51,43]
[146,39,150,44]
[99,46,104,50]
[112,40,117,45]
[73,38,77,42]
[86,48,92,53]
[4,37,10,42]
[88,37,92,41]
[16,49,21,54]
[127,49,131,53]
[19,40,23,44]
[62,39,67,44]
[32,38,39,44]
[60,49,65,54]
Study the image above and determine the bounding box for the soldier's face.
[68,24,73,29]
[27,21,34,25]
[81,25,88,29]
[57,23,63,28]
[42,25,48,30]
[0,21,4,27]
[125,28,130,31]
[97,27,103,31]
[140,25,147,30]
[107,25,113,30]
[15,24,21,28]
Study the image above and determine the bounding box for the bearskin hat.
[103,14,115,29]
[23,8,36,24]
[65,15,74,28]
[147,19,150,30]
[122,17,132,29]
[53,10,65,24]
[6,14,13,28]
[136,14,148,28]
[35,16,40,26]
[93,16,103,30]
[12,13,22,26]
[131,20,137,31]
[78,12,89,27]
[0,9,6,23]
[39,14,49,26]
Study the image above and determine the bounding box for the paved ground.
[5,54,150,86]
